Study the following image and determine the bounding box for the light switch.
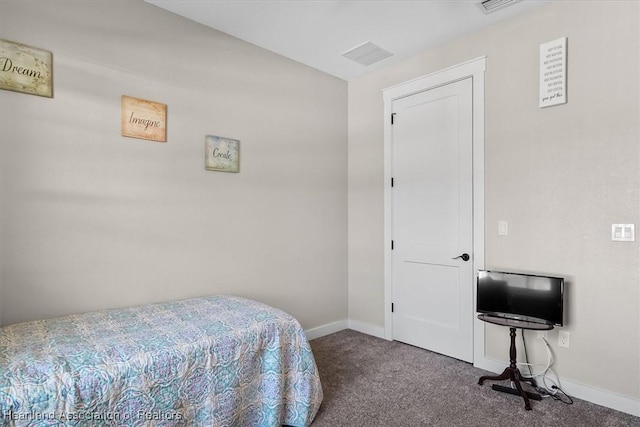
[612,224,635,242]
[498,220,509,236]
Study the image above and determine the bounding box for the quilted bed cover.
[0,296,323,427]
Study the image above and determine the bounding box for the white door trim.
[383,56,486,364]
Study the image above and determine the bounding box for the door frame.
[383,56,486,364]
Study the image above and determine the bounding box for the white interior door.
[391,77,474,362]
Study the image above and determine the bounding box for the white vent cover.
[477,0,522,14]
[342,41,393,66]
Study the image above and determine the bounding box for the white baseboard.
[474,356,640,417]
[304,319,385,341]
[305,320,639,417]
[347,319,386,339]
[304,319,348,341]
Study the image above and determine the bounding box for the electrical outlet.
[558,331,570,348]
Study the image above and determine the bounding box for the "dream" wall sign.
[0,39,53,98]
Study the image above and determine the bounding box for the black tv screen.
[477,270,564,326]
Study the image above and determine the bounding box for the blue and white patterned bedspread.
[0,296,323,426]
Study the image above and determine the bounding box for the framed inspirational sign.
[121,95,167,142]
[0,39,53,98]
[539,37,567,108]
[205,135,239,173]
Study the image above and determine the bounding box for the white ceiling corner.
[146,0,551,81]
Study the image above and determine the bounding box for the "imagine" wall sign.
[121,95,167,142]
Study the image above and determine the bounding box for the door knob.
[452,253,470,262]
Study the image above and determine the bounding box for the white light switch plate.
[498,220,508,236]
[612,224,635,242]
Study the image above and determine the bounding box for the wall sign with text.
[539,37,567,108]
[0,39,53,98]
[205,135,239,173]
[121,95,167,142]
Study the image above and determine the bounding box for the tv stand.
[477,314,553,410]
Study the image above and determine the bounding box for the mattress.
[0,295,323,426]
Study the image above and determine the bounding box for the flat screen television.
[477,270,564,326]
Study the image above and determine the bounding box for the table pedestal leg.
[478,327,541,410]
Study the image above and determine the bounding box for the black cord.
[550,385,574,405]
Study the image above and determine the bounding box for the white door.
[391,77,474,362]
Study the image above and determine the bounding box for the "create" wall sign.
[205,135,239,173]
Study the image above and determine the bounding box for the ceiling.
[146,0,550,81]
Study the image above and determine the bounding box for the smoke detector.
[477,0,522,14]
[342,41,393,66]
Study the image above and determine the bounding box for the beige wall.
[348,1,639,400]
[2,0,638,406]
[0,1,348,328]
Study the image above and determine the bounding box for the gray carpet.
[309,330,639,427]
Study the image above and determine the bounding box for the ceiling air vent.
[342,41,393,66]
[477,0,522,14]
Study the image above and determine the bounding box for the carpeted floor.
[309,329,639,427]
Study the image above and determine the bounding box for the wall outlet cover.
[558,330,570,348]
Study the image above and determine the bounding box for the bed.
[0,295,323,426]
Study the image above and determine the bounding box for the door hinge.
[391,240,394,250]
[391,177,394,187]
[391,303,394,313]
[391,113,396,125]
